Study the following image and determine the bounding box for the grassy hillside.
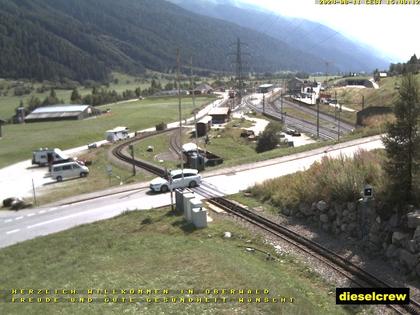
[328,74,420,111]
[0,208,357,315]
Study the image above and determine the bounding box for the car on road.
[149,169,201,193]
[51,161,90,182]
[285,128,301,136]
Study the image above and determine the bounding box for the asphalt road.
[0,135,384,249]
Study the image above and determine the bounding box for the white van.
[32,148,69,166]
[51,162,90,182]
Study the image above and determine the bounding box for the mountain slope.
[168,0,390,72]
[0,0,334,82]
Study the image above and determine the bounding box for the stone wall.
[281,200,420,277]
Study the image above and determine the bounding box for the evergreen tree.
[70,88,81,103]
[27,96,41,111]
[383,74,420,207]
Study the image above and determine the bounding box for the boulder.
[392,231,409,245]
[328,208,336,219]
[322,223,331,232]
[407,210,420,229]
[347,202,356,212]
[333,202,343,214]
[320,214,329,223]
[316,200,328,212]
[414,226,420,240]
[399,249,418,269]
[342,209,349,218]
[299,203,313,216]
[385,244,399,258]
[340,224,347,232]
[388,214,399,228]
[348,212,357,221]
[407,240,417,254]
[348,223,357,232]
[281,208,290,216]
[369,232,382,246]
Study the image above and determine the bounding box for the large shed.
[208,107,231,124]
[25,105,100,123]
[196,115,212,137]
[258,84,274,93]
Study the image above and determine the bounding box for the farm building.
[196,115,212,137]
[208,107,231,124]
[258,84,274,94]
[25,105,100,123]
[191,83,214,95]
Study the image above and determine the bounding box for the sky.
[238,0,420,62]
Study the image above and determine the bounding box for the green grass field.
[0,208,360,315]
[0,72,213,119]
[0,96,216,168]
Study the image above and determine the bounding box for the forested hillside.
[0,0,331,82]
[170,0,390,72]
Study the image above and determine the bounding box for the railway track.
[111,123,419,314]
[111,130,170,177]
[201,195,420,315]
[279,98,355,133]
[244,96,350,141]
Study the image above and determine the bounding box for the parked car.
[149,169,201,193]
[51,162,90,182]
[285,128,301,136]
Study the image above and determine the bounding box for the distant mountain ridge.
[0,0,387,82]
[168,0,390,72]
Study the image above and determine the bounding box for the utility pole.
[262,93,265,114]
[129,144,136,176]
[361,95,365,110]
[338,103,342,142]
[236,38,244,100]
[190,56,199,157]
[176,49,184,180]
[32,178,37,207]
[316,100,320,138]
[280,91,284,121]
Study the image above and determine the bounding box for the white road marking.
[27,209,95,229]
[27,213,35,217]
[15,216,24,220]
[38,210,46,214]
[6,229,20,234]
[4,219,12,223]
[49,207,58,211]
[60,205,69,208]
